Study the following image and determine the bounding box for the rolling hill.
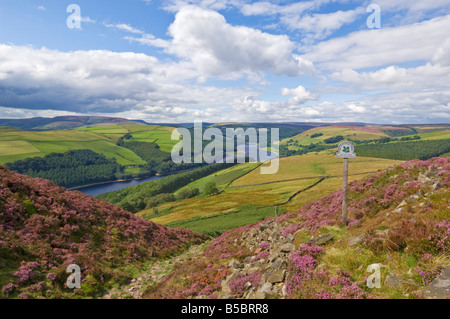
[0,116,148,131]
[136,154,401,235]
[0,165,204,299]
[142,156,450,299]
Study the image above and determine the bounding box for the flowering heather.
[144,157,448,299]
[415,266,443,286]
[0,166,204,298]
[228,271,262,297]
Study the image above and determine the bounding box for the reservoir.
[74,175,163,197]
[74,143,278,197]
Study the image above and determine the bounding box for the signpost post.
[336,141,356,225]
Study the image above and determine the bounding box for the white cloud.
[0,44,255,122]
[303,14,450,70]
[281,85,318,105]
[281,8,364,42]
[37,5,46,11]
[166,6,316,78]
[105,23,143,34]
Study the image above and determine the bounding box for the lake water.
[74,143,278,197]
[74,175,163,197]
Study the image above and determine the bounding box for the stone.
[229,259,242,269]
[425,266,450,299]
[308,233,334,246]
[282,234,295,243]
[384,275,402,288]
[374,229,389,237]
[418,173,431,183]
[263,269,286,284]
[280,243,296,252]
[258,283,273,295]
[348,233,366,246]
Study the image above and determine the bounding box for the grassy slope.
[281,126,388,150]
[144,156,450,299]
[0,125,177,166]
[138,155,401,233]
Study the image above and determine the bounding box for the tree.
[203,181,218,196]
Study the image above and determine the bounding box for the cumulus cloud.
[0,44,255,121]
[166,7,316,78]
[303,14,450,70]
[281,85,319,105]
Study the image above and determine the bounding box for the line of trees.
[97,162,236,213]
[356,139,450,160]
[6,149,121,188]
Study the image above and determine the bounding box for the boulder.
[308,233,334,246]
[384,275,402,288]
[425,266,450,299]
[348,233,366,246]
[280,243,296,252]
[263,269,286,284]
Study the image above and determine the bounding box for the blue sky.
[0,0,449,123]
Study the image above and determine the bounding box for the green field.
[138,154,401,232]
[174,162,260,195]
[79,124,177,152]
[165,205,281,236]
[281,126,388,150]
[0,127,145,166]
[0,124,179,166]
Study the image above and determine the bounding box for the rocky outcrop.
[215,220,334,299]
[425,266,450,299]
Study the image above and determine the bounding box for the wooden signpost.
[336,141,356,225]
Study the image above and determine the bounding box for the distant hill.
[0,116,149,131]
[0,166,204,298]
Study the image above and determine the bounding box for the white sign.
[336,141,356,158]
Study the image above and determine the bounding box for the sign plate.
[336,141,356,158]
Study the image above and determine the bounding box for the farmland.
[0,124,178,166]
[281,126,389,151]
[137,154,401,234]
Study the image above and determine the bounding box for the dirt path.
[102,243,206,299]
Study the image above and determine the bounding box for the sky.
[0,0,449,124]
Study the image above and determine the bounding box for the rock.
[271,259,287,269]
[432,182,443,191]
[404,279,419,287]
[384,275,402,288]
[348,233,366,246]
[229,259,242,269]
[258,283,273,295]
[308,233,334,246]
[263,269,286,284]
[280,243,296,252]
[374,229,389,237]
[282,234,294,243]
[418,173,431,183]
[405,196,418,203]
[425,266,450,299]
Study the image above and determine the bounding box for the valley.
[0,117,449,300]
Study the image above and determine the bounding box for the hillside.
[142,157,449,299]
[137,155,401,234]
[0,166,204,299]
[0,116,147,131]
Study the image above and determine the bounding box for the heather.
[0,166,204,298]
[144,157,449,299]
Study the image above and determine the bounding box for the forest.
[355,139,450,160]
[5,149,121,188]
